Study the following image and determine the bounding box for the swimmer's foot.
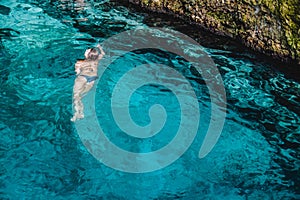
[70,116,77,122]
[70,113,84,122]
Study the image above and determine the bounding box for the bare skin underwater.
[71,44,105,122]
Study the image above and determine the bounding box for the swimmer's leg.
[71,76,87,121]
[71,97,84,121]
[72,81,95,121]
[81,81,95,97]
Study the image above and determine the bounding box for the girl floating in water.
[71,44,105,122]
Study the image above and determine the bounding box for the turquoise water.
[1,0,300,199]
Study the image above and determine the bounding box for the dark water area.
[0,0,299,199]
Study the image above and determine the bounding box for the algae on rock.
[129,0,300,64]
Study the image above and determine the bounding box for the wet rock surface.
[128,0,300,65]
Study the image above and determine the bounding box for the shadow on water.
[0,4,11,15]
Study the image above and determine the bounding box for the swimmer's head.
[85,47,100,60]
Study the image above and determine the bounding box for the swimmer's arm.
[96,44,105,60]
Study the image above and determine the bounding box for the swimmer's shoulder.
[76,59,85,63]
[77,59,96,64]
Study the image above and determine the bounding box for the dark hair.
[87,47,100,60]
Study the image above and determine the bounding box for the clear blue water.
[1,0,300,199]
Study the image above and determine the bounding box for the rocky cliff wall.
[129,0,300,65]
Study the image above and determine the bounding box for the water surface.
[0,0,299,199]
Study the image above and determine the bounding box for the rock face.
[129,0,300,65]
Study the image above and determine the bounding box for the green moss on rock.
[129,0,300,64]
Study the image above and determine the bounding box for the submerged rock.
[129,0,300,65]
